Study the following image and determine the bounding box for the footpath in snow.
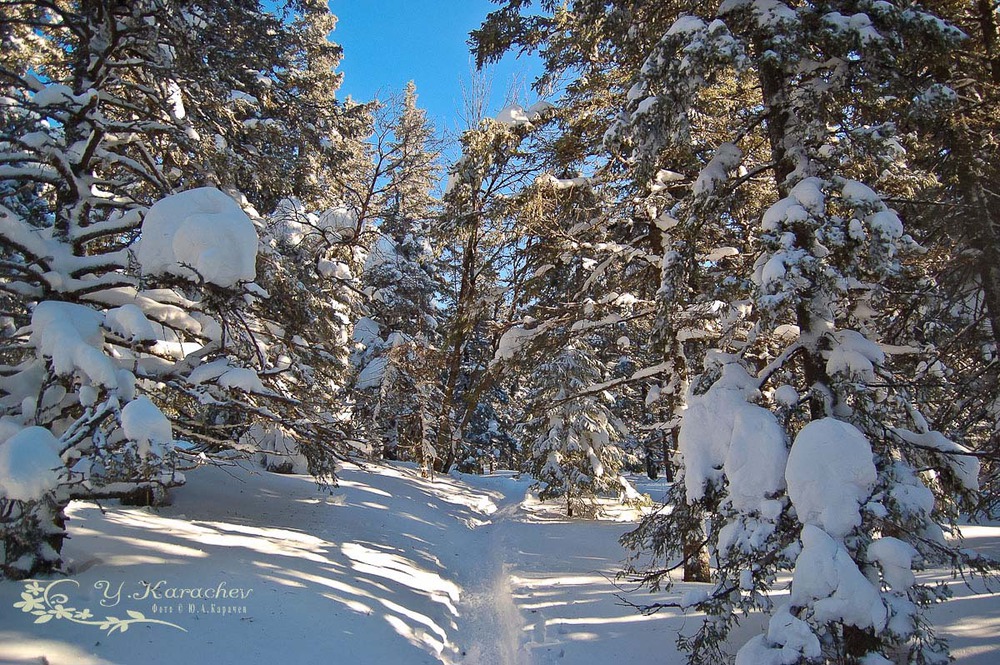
[0,462,997,665]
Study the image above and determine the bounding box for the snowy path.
[0,463,996,665]
[449,481,530,665]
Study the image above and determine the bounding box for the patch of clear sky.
[328,0,544,137]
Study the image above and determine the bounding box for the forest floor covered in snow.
[0,462,997,665]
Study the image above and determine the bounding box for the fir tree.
[350,86,445,469]
[478,1,998,662]
[0,0,363,578]
[519,342,625,517]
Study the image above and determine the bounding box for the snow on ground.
[0,464,996,664]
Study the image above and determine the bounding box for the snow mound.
[0,426,63,502]
[786,418,876,538]
[137,187,258,288]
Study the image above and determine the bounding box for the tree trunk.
[683,525,711,583]
[949,121,1000,350]
[977,0,1000,85]
[663,427,675,483]
[757,48,835,419]
[435,227,480,473]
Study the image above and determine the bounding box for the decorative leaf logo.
[13,580,186,634]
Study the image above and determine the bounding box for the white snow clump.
[785,418,876,538]
[790,525,887,629]
[0,426,64,502]
[679,362,786,508]
[137,187,258,288]
[121,396,173,459]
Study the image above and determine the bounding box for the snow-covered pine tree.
[349,86,445,468]
[480,0,998,662]
[0,0,362,578]
[612,3,994,663]
[475,1,717,488]
[156,0,370,212]
[475,0,720,547]
[386,82,440,222]
[519,342,624,517]
[353,218,444,467]
[242,195,362,477]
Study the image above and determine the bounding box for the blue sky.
[328,1,542,135]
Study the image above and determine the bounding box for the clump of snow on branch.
[693,142,742,195]
[678,361,785,508]
[825,329,885,381]
[30,301,119,389]
[120,397,174,460]
[867,537,917,592]
[785,418,876,539]
[890,428,980,493]
[494,101,556,127]
[736,607,821,665]
[790,525,887,629]
[105,304,157,342]
[136,187,258,288]
[0,427,64,502]
[188,358,267,394]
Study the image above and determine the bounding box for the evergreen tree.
[434,104,549,472]
[894,0,1000,509]
[519,342,625,517]
[0,0,363,578]
[349,86,445,469]
[478,0,998,662]
[475,1,689,487]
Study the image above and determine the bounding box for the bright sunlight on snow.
[1,464,997,665]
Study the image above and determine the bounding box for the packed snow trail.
[0,463,997,665]
[449,477,532,665]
